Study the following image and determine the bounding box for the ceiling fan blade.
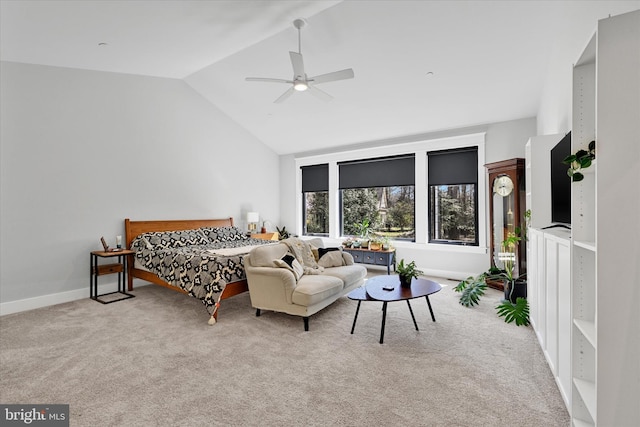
[308,85,333,102]
[289,51,305,78]
[274,87,295,103]
[310,68,354,84]
[246,77,292,84]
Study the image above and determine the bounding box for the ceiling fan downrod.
[293,18,306,55]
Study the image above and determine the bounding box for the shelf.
[574,319,596,348]
[574,378,596,422]
[573,240,596,252]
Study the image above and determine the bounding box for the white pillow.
[274,253,304,281]
[318,250,346,268]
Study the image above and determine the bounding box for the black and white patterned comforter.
[131,227,274,314]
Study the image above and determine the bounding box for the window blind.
[338,154,415,189]
[301,164,328,192]
[428,147,478,185]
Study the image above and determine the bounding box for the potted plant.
[454,234,529,326]
[494,234,527,302]
[380,236,391,250]
[563,140,595,182]
[396,259,423,288]
[353,219,371,246]
[368,235,384,251]
[276,226,290,240]
[342,237,356,248]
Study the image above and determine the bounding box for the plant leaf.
[579,157,592,168]
[588,140,596,151]
[575,149,588,159]
[496,297,530,326]
[562,154,576,164]
[459,280,487,307]
[572,172,584,182]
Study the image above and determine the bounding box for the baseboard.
[420,267,472,282]
[0,280,150,316]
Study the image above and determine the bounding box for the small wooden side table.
[251,232,279,241]
[90,249,136,304]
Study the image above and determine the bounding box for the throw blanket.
[132,237,272,314]
[281,237,324,275]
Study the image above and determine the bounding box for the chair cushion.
[321,265,367,289]
[292,275,343,307]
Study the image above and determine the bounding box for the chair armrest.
[244,263,298,306]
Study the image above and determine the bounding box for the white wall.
[279,117,536,279]
[0,61,280,311]
[536,2,640,135]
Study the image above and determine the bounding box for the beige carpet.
[0,272,569,426]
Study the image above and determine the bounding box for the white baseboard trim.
[420,267,472,282]
[0,280,150,316]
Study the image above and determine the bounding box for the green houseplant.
[563,140,595,182]
[454,234,529,326]
[368,234,384,251]
[276,226,290,240]
[396,259,423,288]
[353,219,371,239]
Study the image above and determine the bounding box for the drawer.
[375,253,392,266]
[363,253,376,264]
[93,263,124,276]
[350,252,363,263]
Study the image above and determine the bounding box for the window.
[339,155,415,240]
[301,164,328,236]
[428,148,478,245]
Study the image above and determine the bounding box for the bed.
[124,217,275,325]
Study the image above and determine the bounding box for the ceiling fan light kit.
[246,18,354,103]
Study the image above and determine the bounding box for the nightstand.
[90,250,135,304]
[251,232,279,241]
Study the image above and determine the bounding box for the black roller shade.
[301,164,329,192]
[428,147,478,185]
[338,155,415,189]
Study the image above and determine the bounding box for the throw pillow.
[274,253,304,281]
[318,250,346,268]
[318,247,341,258]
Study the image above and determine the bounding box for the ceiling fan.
[246,18,354,103]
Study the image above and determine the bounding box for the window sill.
[393,240,487,255]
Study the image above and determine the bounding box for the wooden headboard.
[124,217,234,249]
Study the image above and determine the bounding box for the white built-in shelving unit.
[526,133,573,411]
[570,10,639,427]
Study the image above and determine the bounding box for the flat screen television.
[550,132,571,226]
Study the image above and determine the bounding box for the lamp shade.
[247,212,259,223]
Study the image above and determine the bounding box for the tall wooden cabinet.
[486,159,526,288]
[570,10,640,426]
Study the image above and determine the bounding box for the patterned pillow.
[141,229,209,249]
[200,226,247,243]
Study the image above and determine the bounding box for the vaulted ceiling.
[2,1,638,155]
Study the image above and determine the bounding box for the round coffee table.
[348,275,442,344]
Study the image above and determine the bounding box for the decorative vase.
[399,275,412,288]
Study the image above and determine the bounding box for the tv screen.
[550,132,571,225]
